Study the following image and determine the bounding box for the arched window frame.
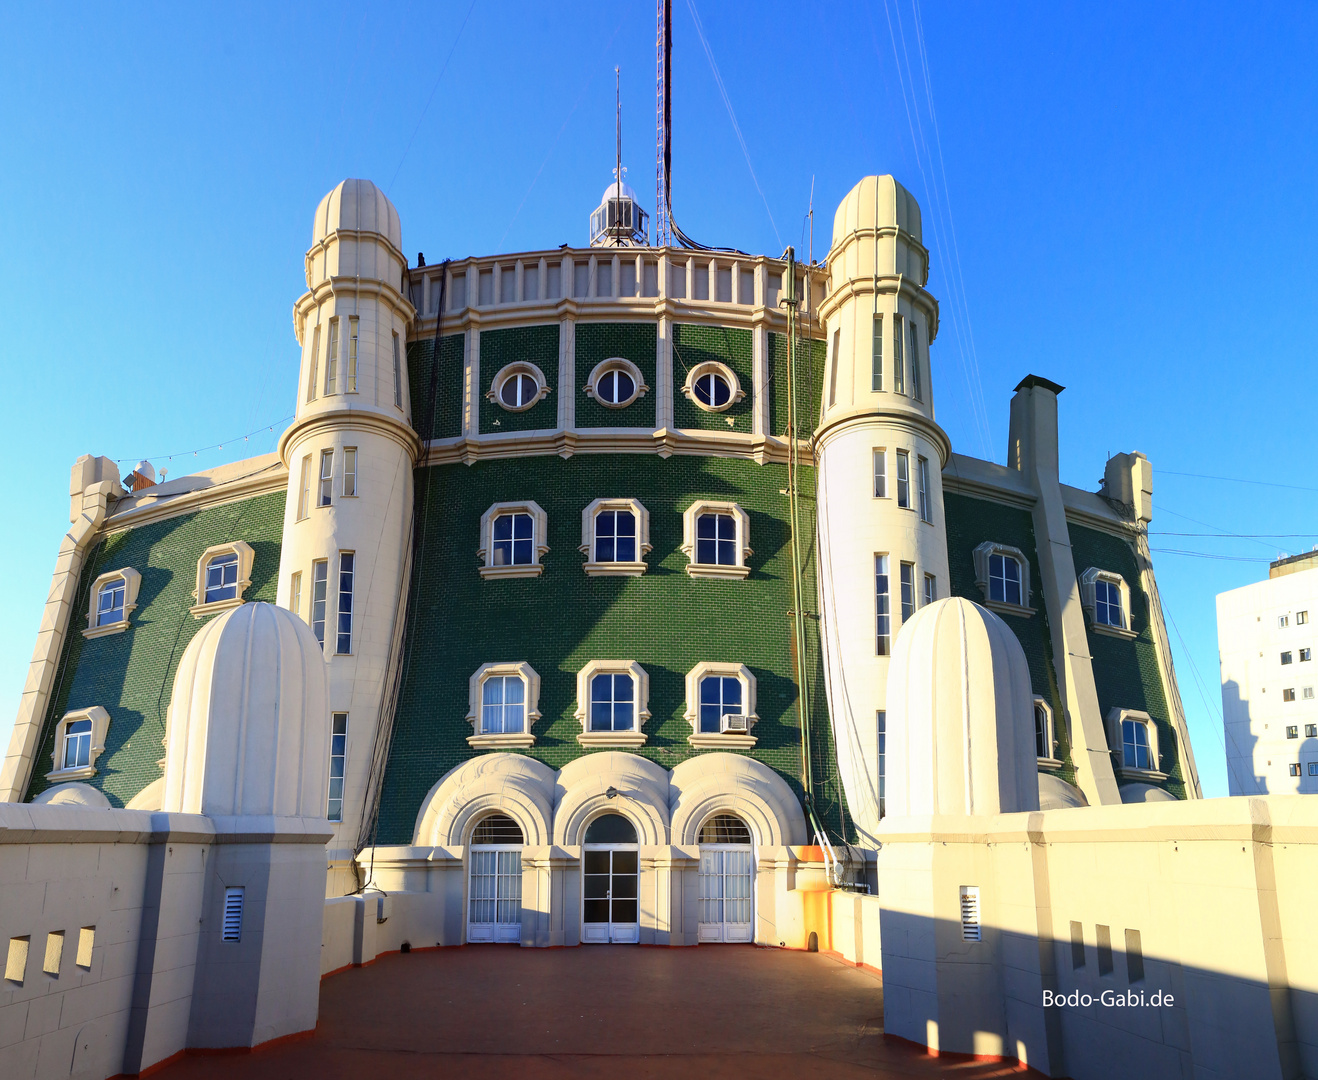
[684,662,759,749]
[1105,707,1165,781]
[579,497,651,577]
[972,541,1035,617]
[583,357,648,409]
[486,361,551,412]
[83,568,142,639]
[466,662,540,749]
[681,360,745,414]
[45,706,111,783]
[1034,697,1061,769]
[477,501,549,579]
[1080,567,1137,639]
[190,541,255,619]
[681,501,752,580]
[574,660,650,748]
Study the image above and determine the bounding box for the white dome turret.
[590,171,649,247]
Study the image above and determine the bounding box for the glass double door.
[582,846,639,943]
[468,847,522,943]
[698,846,754,942]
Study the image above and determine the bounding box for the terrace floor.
[154,945,1041,1079]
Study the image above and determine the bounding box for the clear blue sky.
[3,2,1316,798]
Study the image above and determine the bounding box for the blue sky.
[2,1,1316,797]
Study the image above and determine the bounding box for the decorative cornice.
[278,409,423,467]
[814,410,952,468]
[420,428,816,468]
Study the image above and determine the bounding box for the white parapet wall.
[876,795,1318,1080]
[0,802,331,1080]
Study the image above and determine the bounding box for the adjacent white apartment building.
[1218,550,1318,794]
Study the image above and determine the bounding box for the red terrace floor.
[153,946,1045,1080]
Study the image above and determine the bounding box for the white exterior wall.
[276,181,419,881]
[1218,565,1318,795]
[816,176,951,845]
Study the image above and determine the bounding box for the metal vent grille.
[960,886,981,942]
[222,887,245,942]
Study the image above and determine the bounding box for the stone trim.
[683,662,759,748]
[190,541,255,619]
[45,705,111,783]
[574,660,651,748]
[478,501,549,579]
[579,497,651,577]
[466,661,541,746]
[83,567,142,639]
[680,501,752,580]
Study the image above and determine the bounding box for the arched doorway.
[582,812,639,943]
[467,813,524,943]
[698,813,754,942]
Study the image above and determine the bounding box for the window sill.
[688,732,757,749]
[467,732,536,749]
[577,731,648,748]
[1091,622,1138,640]
[1036,757,1064,771]
[982,599,1036,619]
[583,561,647,578]
[45,765,97,783]
[1117,766,1167,783]
[190,597,246,620]
[685,564,750,580]
[479,564,544,580]
[82,622,129,640]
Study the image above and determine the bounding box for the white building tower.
[816,176,951,845]
[276,179,419,891]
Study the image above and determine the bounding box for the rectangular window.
[989,553,1023,606]
[343,448,357,497]
[1307,723,1317,737]
[319,449,333,507]
[896,450,910,508]
[297,455,312,521]
[393,332,403,408]
[924,573,936,606]
[1302,648,1312,662]
[875,555,891,656]
[1287,725,1298,739]
[1096,924,1113,976]
[873,449,887,498]
[900,562,915,621]
[892,314,905,395]
[1095,579,1124,628]
[336,552,354,655]
[909,320,922,402]
[482,675,526,734]
[1125,929,1144,983]
[1279,615,1290,628]
[1121,719,1152,770]
[871,314,883,391]
[1070,921,1085,970]
[325,319,339,394]
[327,712,347,821]
[828,328,840,406]
[63,719,92,770]
[917,455,932,523]
[1310,763,1318,776]
[311,560,328,647]
[492,513,534,566]
[346,316,359,392]
[307,325,320,403]
[289,571,302,617]
[222,887,244,942]
[877,710,886,819]
[1282,651,1293,665]
[1289,762,1302,776]
[1035,703,1051,758]
[1300,611,1309,625]
[1284,688,1296,702]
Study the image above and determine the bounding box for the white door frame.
[697,844,755,943]
[581,843,640,944]
[467,844,523,943]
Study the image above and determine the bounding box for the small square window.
[1289,762,1302,777]
[493,513,534,566]
[1282,651,1293,665]
[1287,726,1299,739]
[1279,615,1290,628]
[204,553,240,604]
[1309,762,1318,776]
[1302,649,1312,662]
[1284,688,1296,702]
[1299,611,1309,625]
[1307,724,1317,738]
[1305,689,1315,702]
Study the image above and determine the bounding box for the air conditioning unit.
[720,712,748,734]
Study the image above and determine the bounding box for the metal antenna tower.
[654,0,672,247]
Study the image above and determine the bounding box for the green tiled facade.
[943,492,1076,785]
[478,325,559,434]
[375,453,849,845]
[1068,523,1186,798]
[768,333,826,437]
[23,491,287,807]
[574,322,657,429]
[407,333,464,440]
[671,324,754,433]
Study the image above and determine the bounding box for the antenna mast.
[615,66,622,200]
[655,0,672,246]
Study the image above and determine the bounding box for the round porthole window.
[585,358,647,409]
[500,372,539,409]
[693,371,731,409]
[683,361,743,413]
